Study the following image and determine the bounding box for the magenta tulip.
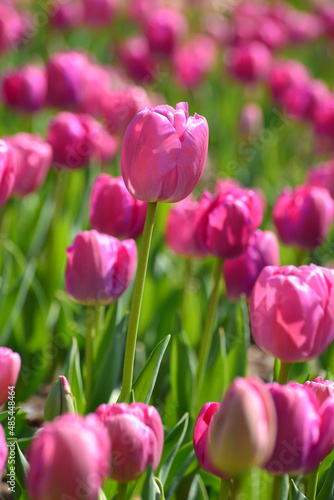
[308,160,334,199]
[79,64,112,117]
[0,425,7,477]
[2,65,47,113]
[89,174,147,239]
[225,41,272,84]
[27,414,111,500]
[273,185,334,250]
[250,264,334,363]
[8,133,52,197]
[0,4,26,54]
[0,140,16,208]
[145,8,187,55]
[121,102,209,203]
[0,347,21,406]
[265,383,334,475]
[304,377,334,406]
[96,403,163,482]
[84,0,115,26]
[223,230,280,301]
[118,36,156,83]
[50,1,84,29]
[65,230,137,305]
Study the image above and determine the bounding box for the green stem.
[119,202,158,401]
[180,257,193,321]
[219,479,231,500]
[271,475,284,500]
[306,466,319,500]
[85,305,97,407]
[117,482,127,500]
[278,361,291,385]
[231,477,243,500]
[193,258,223,414]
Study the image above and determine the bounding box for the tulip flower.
[8,133,52,197]
[0,4,26,54]
[96,402,164,482]
[50,0,84,29]
[250,264,334,363]
[145,8,187,55]
[79,64,112,117]
[265,383,334,475]
[273,185,334,250]
[207,377,277,476]
[0,140,16,207]
[121,102,209,203]
[225,41,272,84]
[84,0,115,26]
[2,65,47,113]
[0,425,7,477]
[308,160,334,199]
[118,36,156,83]
[223,230,280,300]
[27,414,111,500]
[239,102,263,137]
[44,376,76,421]
[0,347,21,406]
[65,230,137,305]
[303,377,334,406]
[90,175,147,239]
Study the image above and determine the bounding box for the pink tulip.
[27,414,111,500]
[239,102,264,137]
[0,425,7,477]
[304,377,334,406]
[166,192,211,258]
[286,11,324,44]
[118,36,157,84]
[79,64,112,117]
[250,264,334,363]
[265,383,334,475]
[223,230,280,301]
[0,347,21,406]
[193,402,229,478]
[207,377,277,475]
[128,0,161,24]
[145,8,187,55]
[308,160,334,199]
[273,185,334,250]
[317,2,334,38]
[2,65,47,113]
[49,1,84,29]
[92,129,120,165]
[102,86,150,135]
[0,140,16,208]
[225,41,272,84]
[65,230,137,305]
[8,133,52,197]
[89,174,147,239]
[0,4,26,54]
[95,403,163,482]
[121,102,208,203]
[197,185,265,260]
[84,0,116,26]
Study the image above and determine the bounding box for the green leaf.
[142,466,156,500]
[165,443,196,500]
[63,337,86,414]
[187,474,209,500]
[290,480,307,499]
[132,335,171,404]
[226,298,250,383]
[317,459,334,500]
[158,413,189,486]
[6,441,30,500]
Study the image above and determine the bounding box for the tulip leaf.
[97,488,108,500]
[158,412,189,486]
[63,337,86,414]
[132,334,171,404]
[187,474,209,500]
[142,466,157,500]
[289,480,307,499]
[317,459,334,500]
[6,440,30,500]
[165,443,196,499]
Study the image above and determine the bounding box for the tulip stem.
[306,466,319,500]
[231,477,243,500]
[117,482,127,500]
[119,201,158,401]
[219,479,231,500]
[278,361,291,385]
[85,305,98,407]
[193,258,223,415]
[271,475,284,500]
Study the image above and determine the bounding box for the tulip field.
[3,0,334,499]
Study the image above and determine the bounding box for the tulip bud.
[0,140,16,207]
[65,230,137,305]
[27,414,111,500]
[96,403,164,482]
[2,65,47,113]
[207,377,277,476]
[44,376,76,421]
[0,4,26,55]
[50,0,84,29]
[0,347,21,406]
[89,175,147,239]
[145,8,187,55]
[118,36,157,83]
[273,185,334,250]
[308,160,334,199]
[84,0,116,26]
[121,102,209,203]
[303,377,334,406]
[250,264,334,363]
[0,424,7,477]
[225,41,272,83]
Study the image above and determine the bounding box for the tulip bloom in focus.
[303,377,334,406]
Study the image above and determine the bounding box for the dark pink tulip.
[224,230,280,301]
[118,36,157,84]
[273,185,334,250]
[89,174,147,239]
[317,2,334,38]
[95,403,163,482]
[65,230,137,305]
[286,10,324,44]
[306,79,331,123]
[145,8,187,55]
[166,192,211,258]
[84,0,116,26]
[172,35,216,89]
[239,102,263,137]
[250,264,334,363]
[46,51,90,109]
[102,86,150,135]
[27,414,111,500]
[0,4,26,54]
[207,377,277,475]
[121,102,209,203]
[2,65,46,113]
[205,14,231,45]
[8,133,52,197]
[312,95,334,139]
[193,402,229,478]
[0,347,21,406]
[128,0,161,24]
[79,64,112,117]
[50,1,84,29]
[225,41,272,84]
[0,140,16,208]
[0,425,7,477]
[304,377,334,406]
[92,129,119,165]
[308,160,334,199]
[257,18,288,51]
[265,383,334,475]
